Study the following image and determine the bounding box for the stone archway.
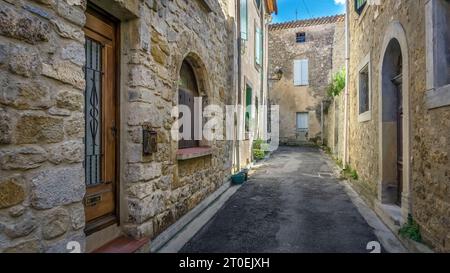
[378,22,411,223]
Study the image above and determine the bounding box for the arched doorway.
[378,22,410,221]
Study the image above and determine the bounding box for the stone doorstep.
[93,236,150,253]
[176,146,212,160]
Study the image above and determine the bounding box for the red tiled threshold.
[93,236,150,253]
[176,146,212,160]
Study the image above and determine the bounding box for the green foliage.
[399,215,422,243]
[253,149,265,161]
[342,165,358,180]
[253,138,264,150]
[327,68,346,98]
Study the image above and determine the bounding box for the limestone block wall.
[269,18,342,144]
[120,0,234,240]
[0,0,87,253]
[347,0,450,251]
[324,21,345,158]
[0,0,234,252]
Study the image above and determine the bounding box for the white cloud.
[334,0,346,5]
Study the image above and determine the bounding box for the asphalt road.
[181,146,381,253]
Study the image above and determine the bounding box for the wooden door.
[296,112,309,141]
[83,9,118,232]
[393,73,403,206]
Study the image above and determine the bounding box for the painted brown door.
[393,73,403,206]
[83,9,118,231]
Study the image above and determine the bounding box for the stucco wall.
[269,20,340,144]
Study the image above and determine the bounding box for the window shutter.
[240,0,248,40]
[294,60,302,86]
[255,27,262,66]
[301,59,309,85]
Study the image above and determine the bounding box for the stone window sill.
[358,110,372,123]
[426,84,450,110]
[176,147,212,161]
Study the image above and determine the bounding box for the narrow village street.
[181,146,382,253]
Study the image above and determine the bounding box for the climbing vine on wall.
[327,68,346,98]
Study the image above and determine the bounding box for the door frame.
[84,2,121,235]
[378,21,411,224]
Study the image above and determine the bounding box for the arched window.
[179,61,200,149]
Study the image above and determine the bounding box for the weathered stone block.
[3,238,42,253]
[0,109,12,144]
[68,203,85,230]
[42,61,85,90]
[127,162,162,182]
[8,44,42,77]
[48,140,83,164]
[0,5,50,44]
[127,102,163,127]
[2,213,37,239]
[45,233,85,253]
[56,90,83,111]
[0,79,52,110]
[64,114,84,138]
[0,178,25,209]
[8,205,26,218]
[127,192,165,224]
[0,145,47,170]
[42,208,70,239]
[30,166,85,209]
[56,1,86,27]
[50,18,84,42]
[128,182,155,200]
[61,42,85,66]
[15,114,64,144]
[129,66,155,89]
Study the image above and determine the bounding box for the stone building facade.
[323,0,450,252]
[268,15,345,145]
[0,0,276,253]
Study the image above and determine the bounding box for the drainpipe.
[343,1,350,169]
[235,0,242,172]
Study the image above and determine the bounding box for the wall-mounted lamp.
[269,66,283,81]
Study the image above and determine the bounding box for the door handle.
[111,125,117,137]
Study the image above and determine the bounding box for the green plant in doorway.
[399,215,422,243]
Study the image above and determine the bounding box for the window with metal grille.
[355,0,367,15]
[85,38,102,186]
[296,32,306,43]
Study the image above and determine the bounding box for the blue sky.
[272,0,346,23]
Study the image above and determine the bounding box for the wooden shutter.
[255,27,262,66]
[294,60,302,86]
[240,0,248,40]
[179,89,197,149]
[301,59,309,85]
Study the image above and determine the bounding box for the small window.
[245,85,253,134]
[296,32,306,43]
[359,64,370,114]
[294,59,309,86]
[355,0,367,15]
